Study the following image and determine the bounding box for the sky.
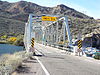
[2,0,100,19]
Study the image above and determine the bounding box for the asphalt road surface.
[34,43,100,75]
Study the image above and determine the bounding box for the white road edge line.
[35,56,50,75]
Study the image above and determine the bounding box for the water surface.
[0,44,23,55]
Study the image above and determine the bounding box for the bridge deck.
[13,43,100,75]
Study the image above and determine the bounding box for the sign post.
[78,40,82,49]
[77,40,83,56]
[30,38,35,54]
[31,38,34,47]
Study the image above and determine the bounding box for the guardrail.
[45,43,73,53]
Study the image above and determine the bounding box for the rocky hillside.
[0,1,96,36]
[0,1,92,21]
[0,17,25,36]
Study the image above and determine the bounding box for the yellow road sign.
[42,16,57,21]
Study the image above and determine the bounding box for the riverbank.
[0,51,33,75]
[0,35,24,46]
[0,40,7,44]
[0,39,24,46]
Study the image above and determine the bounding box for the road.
[34,43,100,75]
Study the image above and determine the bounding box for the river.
[0,44,24,55]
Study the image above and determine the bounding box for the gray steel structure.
[24,14,72,52]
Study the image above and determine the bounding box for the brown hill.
[0,1,92,22]
[0,1,96,36]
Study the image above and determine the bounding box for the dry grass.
[0,51,33,75]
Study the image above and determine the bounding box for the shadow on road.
[44,55,65,59]
[23,60,38,63]
[16,65,30,73]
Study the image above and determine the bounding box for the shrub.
[93,52,100,60]
[0,35,8,40]
[7,37,17,44]
[58,41,64,44]
[0,51,33,75]
[13,35,24,46]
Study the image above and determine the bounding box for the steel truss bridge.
[24,14,72,52]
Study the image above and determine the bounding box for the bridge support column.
[24,14,33,52]
[56,22,58,47]
[64,16,72,46]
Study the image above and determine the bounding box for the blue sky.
[2,0,100,19]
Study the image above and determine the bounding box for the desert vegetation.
[0,34,24,46]
[0,51,33,75]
